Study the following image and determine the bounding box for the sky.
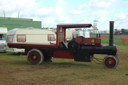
[0,0,128,30]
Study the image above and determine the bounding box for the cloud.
[70,0,124,30]
[55,0,70,23]
[71,0,119,15]
[36,8,54,17]
[55,0,66,12]
[80,0,119,9]
[89,0,118,9]
[92,10,108,16]
[115,13,128,29]
[0,0,127,30]
[0,0,54,18]
[92,10,108,22]
[0,0,37,13]
[0,0,71,27]
[70,9,84,15]
[118,13,127,20]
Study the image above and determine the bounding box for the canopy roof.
[57,24,92,28]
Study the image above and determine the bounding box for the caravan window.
[48,34,55,41]
[7,35,13,43]
[0,34,4,40]
[17,34,26,42]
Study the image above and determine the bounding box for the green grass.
[0,49,128,85]
[91,34,128,46]
[101,38,128,46]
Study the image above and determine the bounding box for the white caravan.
[6,28,56,53]
[0,27,8,52]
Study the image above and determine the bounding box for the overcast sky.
[0,0,128,30]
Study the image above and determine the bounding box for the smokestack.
[109,21,114,46]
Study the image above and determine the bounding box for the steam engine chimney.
[109,21,114,46]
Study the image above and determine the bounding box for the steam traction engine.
[7,21,119,68]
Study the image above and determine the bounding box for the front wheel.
[27,49,44,65]
[104,56,119,68]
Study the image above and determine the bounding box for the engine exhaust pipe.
[109,21,114,46]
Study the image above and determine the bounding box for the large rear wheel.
[27,49,44,65]
[68,40,79,49]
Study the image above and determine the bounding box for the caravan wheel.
[27,49,44,65]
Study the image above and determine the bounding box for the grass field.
[0,35,128,85]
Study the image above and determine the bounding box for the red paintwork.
[7,43,58,48]
[29,52,40,63]
[105,58,115,67]
[56,26,59,46]
[53,51,74,59]
[57,24,92,28]
[74,37,101,46]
